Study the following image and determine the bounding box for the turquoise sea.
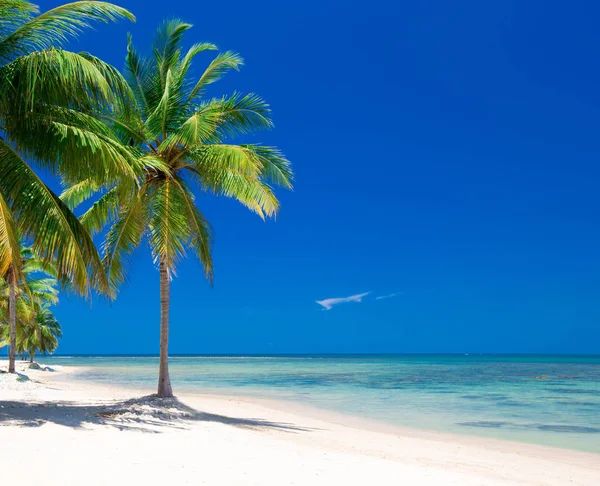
[43,354,600,453]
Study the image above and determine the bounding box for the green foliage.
[0,1,134,297]
[0,246,62,357]
[0,1,133,61]
[22,304,63,357]
[70,19,293,291]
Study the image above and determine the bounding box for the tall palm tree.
[0,1,135,372]
[65,20,293,397]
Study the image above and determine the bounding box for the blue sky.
[34,0,600,354]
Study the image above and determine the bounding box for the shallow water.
[42,354,600,453]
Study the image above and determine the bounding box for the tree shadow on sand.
[0,395,315,434]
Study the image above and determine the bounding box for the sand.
[0,361,599,485]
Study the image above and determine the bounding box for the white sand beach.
[0,361,599,486]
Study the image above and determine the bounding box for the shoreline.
[59,360,600,455]
[1,361,599,485]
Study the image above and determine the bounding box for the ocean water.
[42,354,600,453]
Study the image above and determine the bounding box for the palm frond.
[244,144,294,189]
[0,1,37,29]
[96,111,148,146]
[124,32,152,116]
[188,163,279,219]
[3,104,141,183]
[80,185,122,235]
[21,254,58,279]
[170,177,213,281]
[186,51,243,102]
[162,93,274,150]
[0,138,110,297]
[145,67,182,138]
[187,143,292,217]
[0,1,134,61]
[26,277,60,304]
[1,48,113,113]
[160,108,221,150]
[178,42,217,79]
[200,92,274,139]
[146,179,191,271]
[152,19,192,87]
[102,189,146,290]
[139,154,171,174]
[0,192,22,277]
[0,1,37,41]
[77,51,137,116]
[59,178,102,210]
[187,144,265,179]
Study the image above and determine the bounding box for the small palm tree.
[0,1,134,372]
[21,304,63,363]
[0,246,60,365]
[66,20,293,397]
[1,303,62,363]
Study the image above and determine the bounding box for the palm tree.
[65,20,293,397]
[0,1,135,372]
[0,246,59,365]
[21,304,63,363]
[1,299,62,364]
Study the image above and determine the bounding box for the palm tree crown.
[0,1,135,297]
[69,19,293,285]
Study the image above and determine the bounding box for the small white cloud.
[316,292,370,311]
[375,292,403,300]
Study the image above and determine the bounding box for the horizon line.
[39,352,600,358]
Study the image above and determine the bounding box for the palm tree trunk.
[157,257,173,398]
[8,266,16,374]
[29,350,35,363]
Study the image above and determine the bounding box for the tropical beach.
[2,0,600,484]
[1,360,599,486]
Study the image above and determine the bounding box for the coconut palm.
[65,20,293,397]
[20,304,62,363]
[0,1,134,372]
[0,246,60,364]
[0,296,62,363]
[0,246,60,366]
